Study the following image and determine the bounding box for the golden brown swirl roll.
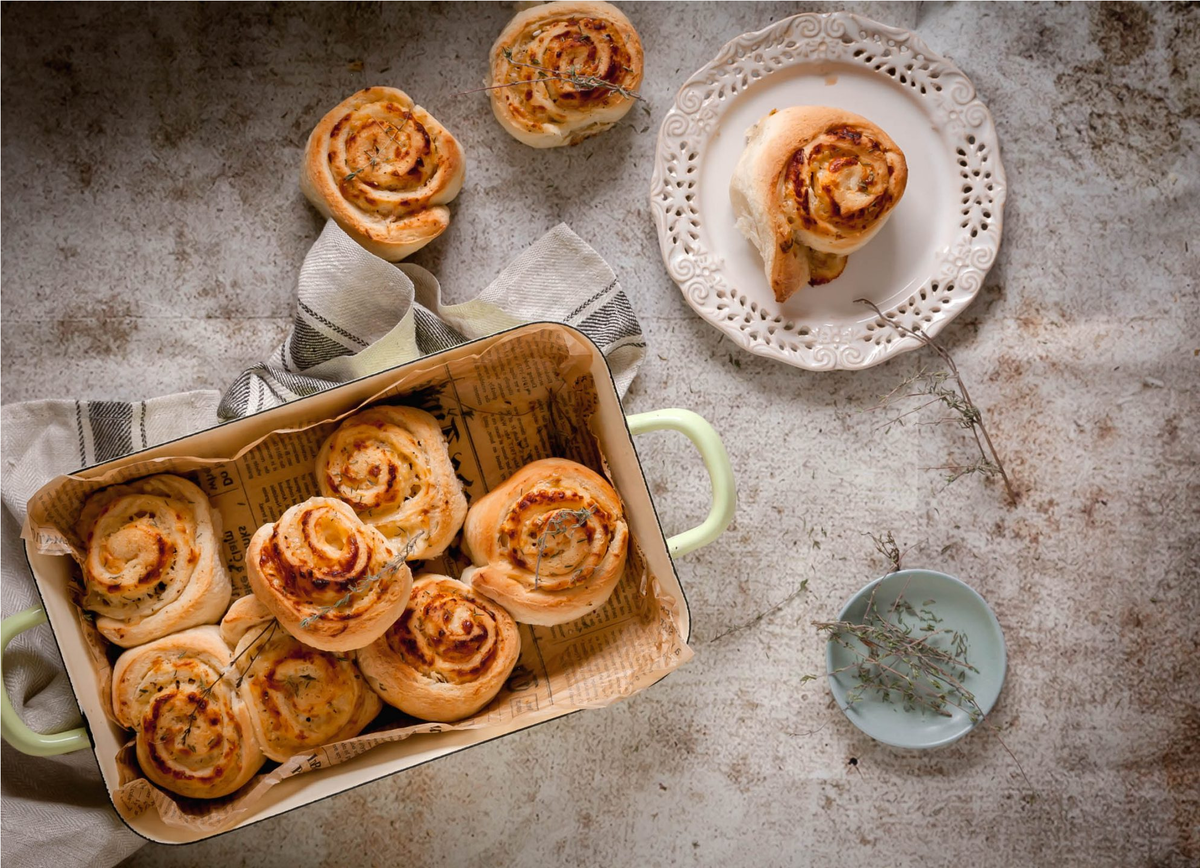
[111,626,264,800]
[77,474,231,648]
[357,574,520,721]
[460,458,628,625]
[301,86,466,261]
[489,1,644,148]
[219,596,382,762]
[315,406,467,560]
[729,106,908,301]
[246,497,412,652]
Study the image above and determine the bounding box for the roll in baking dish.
[315,406,467,560]
[111,626,264,799]
[357,574,520,721]
[219,596,381,762]
[461,457,628,625]
[77,474,231,648]
[246,497,412,652]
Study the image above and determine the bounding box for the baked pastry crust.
[219,596,382,762]
[301,86,465,260]
[77,473,231,648]
[489,1,644,148]
[315,406,467,560]
[357,574,520,721]
[246,497,412,652]
[112,626,265,799]
[729,106,908,301]
[461,458,628,625]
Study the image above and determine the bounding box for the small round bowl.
[825,569,1006,750]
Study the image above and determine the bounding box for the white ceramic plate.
[650,12,1006,370]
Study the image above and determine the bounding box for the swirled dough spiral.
[77,474,231,648]
[489,1,644,148]
[301,86,465,261]
[315,406,467,560]
[111,626,264,800]
[357,574,520,721]
[246,497,411,652]
[219,596,382,762]
[460,458,628,625]
[729,106,908,301]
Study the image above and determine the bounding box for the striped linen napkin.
[0,219,644,868]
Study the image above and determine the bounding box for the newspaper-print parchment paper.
[24,326,692,833]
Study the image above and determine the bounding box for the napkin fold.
[0,220,644,868]
[220,220,644,420]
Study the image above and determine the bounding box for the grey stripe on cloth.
[85,401,134,464]
[288,316,355,371]
[0,219,644,868]
[576,290,642,349]
[413,305,468,355]
[564,278,619,323]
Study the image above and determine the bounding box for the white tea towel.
[219,219,645,420]
[0,220,644,868]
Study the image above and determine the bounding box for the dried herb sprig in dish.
[804,533,1035,796]
[807,579,981,721]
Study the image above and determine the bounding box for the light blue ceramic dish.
[825,568,1006,750]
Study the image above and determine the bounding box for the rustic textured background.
[3,2,1198,865]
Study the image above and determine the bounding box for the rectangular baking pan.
[2,322,735,844]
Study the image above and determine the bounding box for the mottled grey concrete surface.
[3,2,1199,866]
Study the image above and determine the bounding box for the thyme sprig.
[859,298,1017,504]
[869,530,904,574]
[806,533,975,718]
[533,506,598,589]
[176,619,278,749]
[342,113,414,183]
[809,581,980,720]
[459,48,643,102]
[298,531,422,628]
[705,577,810,645]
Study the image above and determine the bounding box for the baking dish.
[0,322,735,844]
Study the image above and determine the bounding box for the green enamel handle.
[1,606,91,756]
[626,409,736,558]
